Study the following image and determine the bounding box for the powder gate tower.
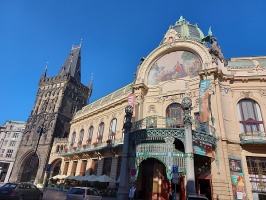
[9,44,92,183]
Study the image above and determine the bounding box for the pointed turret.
[58,44,81,82]
[41,65,48,79]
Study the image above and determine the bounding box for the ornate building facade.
[9,44,92,183]
[49,17,266,200]
[0,120,26,183]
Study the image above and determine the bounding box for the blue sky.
[0,0,265,125]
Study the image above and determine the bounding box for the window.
[70,132,76,146]
[10,141,16,147]
[3,140,8,147]
[166,103,183,128]
[6,149,13,158]
[87,126,94,144]
[237,99,264,133]
[0,149,5,157]
[6,132,11,138]
[109,118,117,141]
[97,122,104,143]
[246,156,266,193]
[13,132,19,138]
[78,129,84,146]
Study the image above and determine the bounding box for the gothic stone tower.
[9,44,92,183]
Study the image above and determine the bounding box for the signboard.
[46,164,52,172]
[172,164,178,174]
[172,178,179,184]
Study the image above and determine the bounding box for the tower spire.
[41,63,48,78]
[57,44,81,82]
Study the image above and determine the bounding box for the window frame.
[237,99,264,134]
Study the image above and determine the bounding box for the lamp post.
[181,97,196,194]
[117,105,133,200]
[27,124,45,182]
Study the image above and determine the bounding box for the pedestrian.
[169,189,173,200]
[44,180,49,192]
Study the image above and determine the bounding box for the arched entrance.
[19,154,39,182]
[136,158,169,200]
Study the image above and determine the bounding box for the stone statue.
[209,37,228,66]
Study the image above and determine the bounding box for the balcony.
[240,132,266,144]
[130,115,217,148]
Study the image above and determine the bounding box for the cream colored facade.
[48,17,266,200]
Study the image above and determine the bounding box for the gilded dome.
[161,16,205,45]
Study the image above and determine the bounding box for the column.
[181,97,196,194]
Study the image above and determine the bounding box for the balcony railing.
[61,137,124,155]
[132,115,216,137]
[240,132,266,144]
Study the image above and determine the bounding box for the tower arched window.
[78,129,84,146]
[70,132,76,147]
[97,122,104,143]
[237,99,264,133]
[109,118,117,141]
[166,103,183,128]
[87,126,94,144]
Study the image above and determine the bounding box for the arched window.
[78,129,84,146]
[70,132,76,146]
[166,103,183,128]
[87,126,94,144]
[97,122,104,143]
[109,118,117,141]
[237,99,264,133]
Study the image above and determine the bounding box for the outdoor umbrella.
[90,175,116,183]
[64,175,76,180]
[74,175,84,181]
[51,174,67,179]
[80,174,97,182]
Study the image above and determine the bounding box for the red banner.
[128,93,136,117]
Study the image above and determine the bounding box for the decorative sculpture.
[209,37,228,66]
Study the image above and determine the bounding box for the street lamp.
[117,105,133,200]
[27,124,45,182]
[181,97,196,194]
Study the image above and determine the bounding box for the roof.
[57,45,81,81]
[73,83,133,119]
[160,16,205,45]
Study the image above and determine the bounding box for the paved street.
[43,189,67,200]
[42,189,117,200]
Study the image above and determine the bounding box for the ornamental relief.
[240,91,252,98]
[148,105,156,114]
[259,89,266,97]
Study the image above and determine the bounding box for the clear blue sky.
[0,0,265,125]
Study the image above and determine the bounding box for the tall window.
[6,149,13,158]
[87,126,94,144]
[97,122,104,143]
[109,118,117,141]
[13,133,19,138]
[237,99,264,133]
[78,129,84,146]
[10,141,16,147]
[166,103,183,128]
[70,132,76,147]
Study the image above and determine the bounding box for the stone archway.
[135,158,169,200]
[19,154,39,182]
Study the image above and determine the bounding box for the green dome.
[161,16,205,45]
